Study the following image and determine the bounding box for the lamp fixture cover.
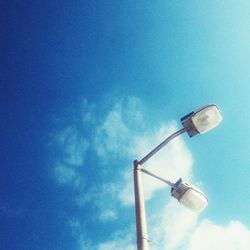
[171,178,208,213]
[181,104,222,137]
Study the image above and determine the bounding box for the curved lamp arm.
[134,104,222,250]
[139,128,186,165]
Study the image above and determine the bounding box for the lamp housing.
[181,104,222,137]
[171,178,208,213]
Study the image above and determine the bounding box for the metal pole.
[134,128,186,250]
[134,160,149,250]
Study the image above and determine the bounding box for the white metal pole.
[133,128,186,250]
[134,160,149,250]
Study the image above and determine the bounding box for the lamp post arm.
[140,168,174,187]
[134,127,186,250]
[139,127,186,165]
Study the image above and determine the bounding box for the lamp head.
[171,178,208,213]
[181,104,222,137]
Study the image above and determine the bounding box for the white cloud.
[92,96,193,206]
[81,98,96,124]
[94,103,130,158]
[75,192,93,207]
[118,123,193,205]
[187,220,250,250]
[53,125,88,189]
[123,96,145,126]
[90,97,199,250]
[52,96,250,250]
[89,216,250,250]
[57,126,88,166]
[90,97,197,249]
[96,183,119,222]
[54,164,83,188]
[69,219,96,250]
[74,182,118,222]
[99,209,117,221]
[92,97,250,250]
[97,232,135,250]
[98,241,134,250]
[93,97,145,161]
[69,218,135,250]
[148,200,198,250]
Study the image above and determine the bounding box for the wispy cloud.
[51,95,250,250]
[99,209,117,221]
[93,97,145,161]
[148,200,198,250]
[69,219,95,250]
[118,122,193,205]
[57,126,88,167]
[97,231,135,250]
[53,124,88,190]
[187,220,250,250]
[54,163,83,188]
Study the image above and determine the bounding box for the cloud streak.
[187,220,250,250]
[51,95,250,250]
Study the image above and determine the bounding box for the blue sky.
[1,1,250,249]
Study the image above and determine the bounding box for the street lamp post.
[133,105,222,250]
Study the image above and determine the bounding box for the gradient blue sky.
[1,1,250,249]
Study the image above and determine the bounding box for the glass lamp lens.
[179,189,208,213]
[191,105,222,134]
